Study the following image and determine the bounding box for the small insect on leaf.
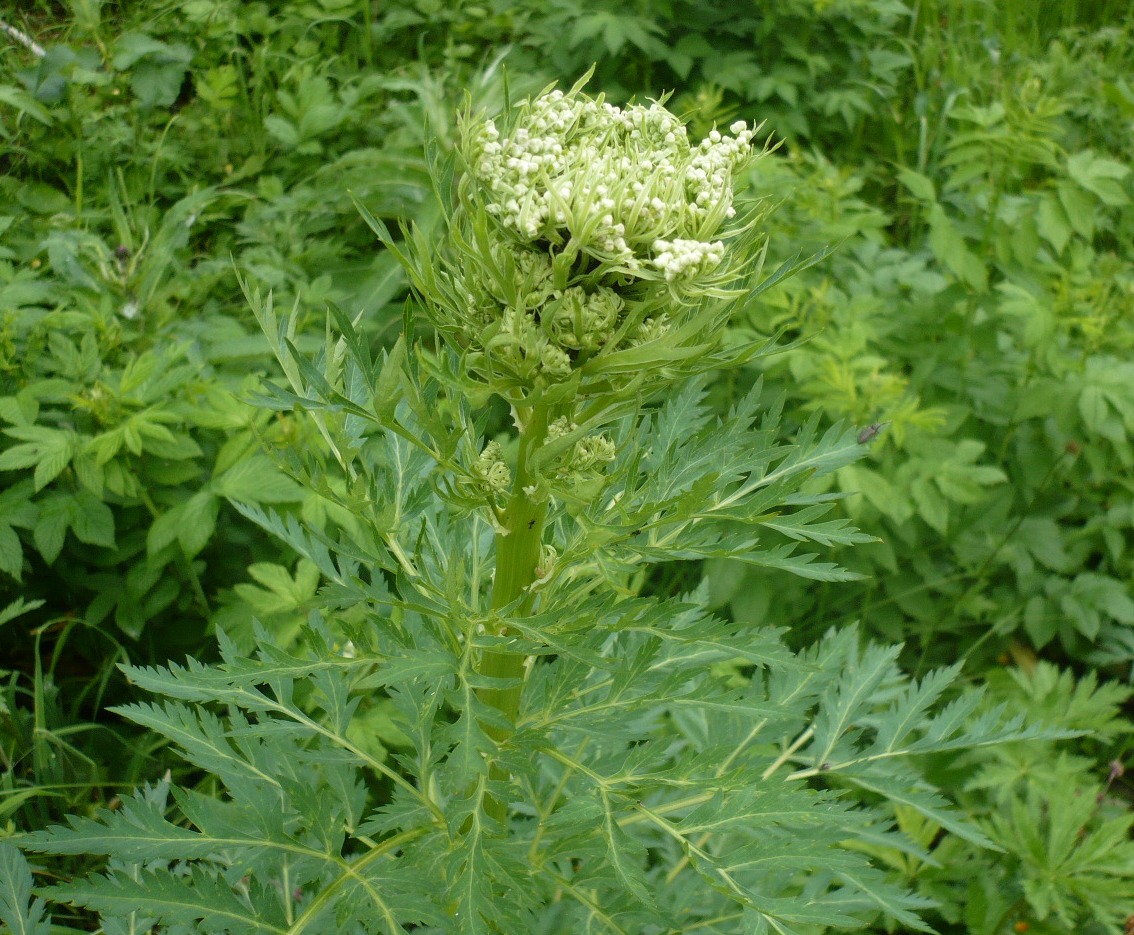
[857,421,890,445]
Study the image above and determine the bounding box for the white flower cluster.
[467,87,754,273]
[436,80,764,400]
[650,238,725,282]
[687,127,754,219]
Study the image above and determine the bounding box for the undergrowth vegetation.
[1,1,1132,933]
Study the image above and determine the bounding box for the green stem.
[477,402,550,823]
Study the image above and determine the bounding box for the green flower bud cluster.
[545,416,617,478]
[382,74,769,407]
[470,440,512,498]
[547,286,622,352]
[534,543,557,584]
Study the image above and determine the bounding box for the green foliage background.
[1,0,1132,933]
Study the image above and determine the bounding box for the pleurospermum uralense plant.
[5,77,1052,935]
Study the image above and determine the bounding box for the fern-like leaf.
[0,842,51,935]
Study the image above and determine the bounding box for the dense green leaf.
[0,842,51,935]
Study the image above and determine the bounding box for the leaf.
[840,768,996,849]
[112,700,284,796]
[444,827,494,935]
[212,455,305,504]
[1066,150,1131,207]
[112,33,193,108]
[0,524,23,580]
[21,793,215,862]
[928,204,987,290]
[810,641,902,766]
[366,650,458,687]
[996,662,1132,741]
[234,561,319,615]
[0,425,75,490]
[732,542,864,581]
[1017,517,1071,572]
[1057,182,1096,238]
[71,490,116,547]
[146,500,184,555]
[910,477,949,533]
[597,793,657,912]
[758,504,877,547]
[0,842,51,935]
[0,598,44,627]
[48,868,284,934]
[897,168,936,202]
[0,393,39,427]
[262,116,295,152]
[1078,383,1110,432]
[31,493,71,564]
[176,490,217,557]
[33,439,74,490]
[833,866,936,932]
[1036,194,1071,252]
[1072,573,1134,625]
[144,489,219,560]
[988,791,1134,931]
[71,450,105,496]
[0,85,54,125]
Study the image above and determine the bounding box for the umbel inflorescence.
[388,74,770,406]
[468,89,752,269]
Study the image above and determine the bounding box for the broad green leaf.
[31,493,71,564]
[909,477,948,534]
[213,455,305,504]
[928,205,987,290]
[1079,384,1109,432]
[0,524,23,579]
[897,168,936,202]
[178,490,219,557]
[1066,150,1131,207]
[0,393,39,427]
[0,426,75,490]
[71,490,115,547]
[1057,182,1096,238]
[1036,193,1071,253]
[0,85,54,125]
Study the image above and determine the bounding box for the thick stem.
[476,402,550,823]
